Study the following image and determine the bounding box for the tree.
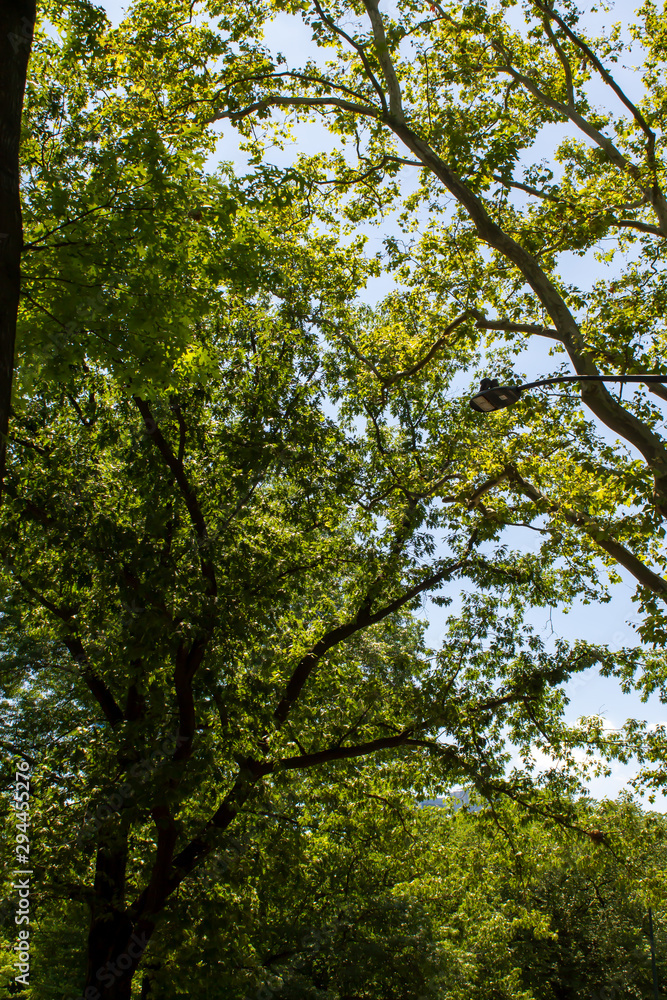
[196,0,667,644]
[197,0,667,792]
[0,0,36,495]
[4,779,665,999]
[2,1,666,997]
[411,795,667,1000]
[3,342,601,997]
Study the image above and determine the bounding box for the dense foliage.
[1,0,667,996]
[2,790,666,998]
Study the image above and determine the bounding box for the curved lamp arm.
[470,374,667,413]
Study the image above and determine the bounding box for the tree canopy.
[1,0,667,997]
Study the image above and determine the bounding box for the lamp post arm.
[520,374,667,392]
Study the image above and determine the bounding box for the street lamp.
[470,374,667,413]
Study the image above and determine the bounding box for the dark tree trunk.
[82,841,154,1000]
[83,911,155,999]
[84,916,143,1000]
[0,1,35,498]
[80,765,257,996]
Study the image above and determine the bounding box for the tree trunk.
[83,921,140,1000]
[81,839,153,1000]
[0,1,35,499]
[82,915,153,1000]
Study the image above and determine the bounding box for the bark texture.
[0,0,35,498]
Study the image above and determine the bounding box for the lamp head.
[469,378,522,413]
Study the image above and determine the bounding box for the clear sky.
[92,0,667,806]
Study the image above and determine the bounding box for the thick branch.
[508,466,667,600]
[172,638,209,763]
[614,218,664,237]
[467,470,511,507]
[130,763,266,914]
[362,0,404,121]
[276,732,448,769]
[134,397,217,596]
[474,315,560,339]
[649,383,667,406]
[0,1,36,500]
[273,547,474,725]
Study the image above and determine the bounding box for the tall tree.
[199,0,667,636]
[0,0,36,496]
[4,275,603,996]
[2,1,666,996]
[192,0,667,782]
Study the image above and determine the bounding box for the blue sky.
[92,0,667,805]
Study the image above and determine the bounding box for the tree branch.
[362,0,404,121]
[473,315,560,339]
[508,465,667,599]
[649,383,667,406]
[491,175,663,236]
[6,567,124,726]
[133,396,217,597]
[540,8,575,106]
[311,0,387,112]
[384,310,473,385]
[612,218,664,237]
[172,638,210,763]
[135,730,464,914]
[211,95,380,124]
[276,731,445,769]
[67,394,91,428]
[273,543,476,725]
[65,636,125,728]
[467,469,511,507]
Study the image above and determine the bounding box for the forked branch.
[362,0,404,121]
